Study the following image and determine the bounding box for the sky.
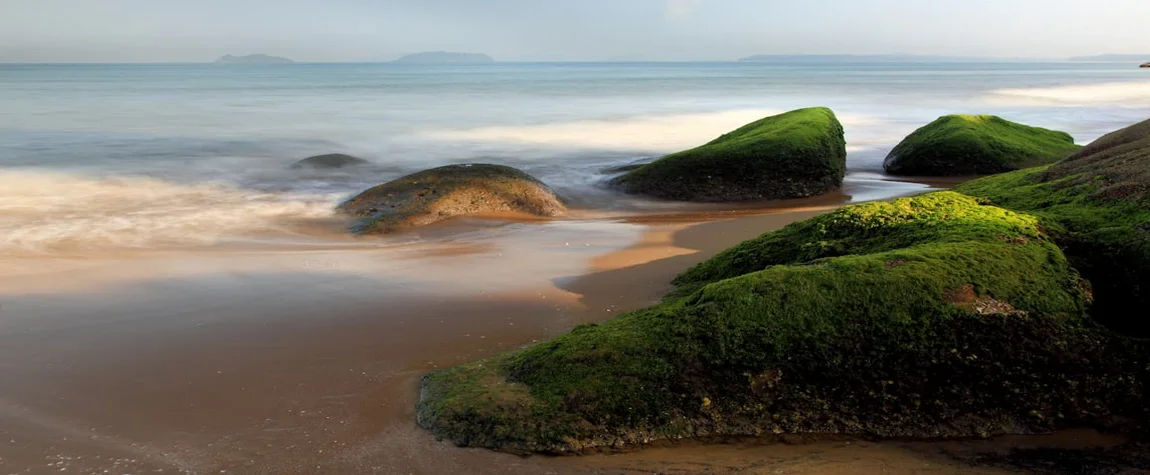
[0,0,1147,62]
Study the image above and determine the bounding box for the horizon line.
[0,57,1128,65]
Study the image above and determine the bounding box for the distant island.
[392,52,494,64]
[214,54,294,64]
[1068,54,1150,62]
[738,54,994,63]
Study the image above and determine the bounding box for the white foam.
[0,170,339,254]
[427,109,884,152]
[987,81,1150,106]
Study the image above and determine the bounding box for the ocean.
[1,61,1147,253]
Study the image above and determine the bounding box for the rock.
[393,52,495,64]
[600,161,652,174]
[883,115,1080,176]
[291,153,370,169]
[214,54,293,64]
[418,191,1148,454]
[1141,62,1150,68]
[413,119,1150,455]
[610,107,847,202]
[956,117,1150,336]
[338,164,565,234]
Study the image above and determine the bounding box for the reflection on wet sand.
[2,193,1140,474]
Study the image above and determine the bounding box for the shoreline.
[1,183,1136,474]
[0,203,833,474]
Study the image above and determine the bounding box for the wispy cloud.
[664,0,703,21]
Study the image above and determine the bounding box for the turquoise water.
[1,62,1147,251]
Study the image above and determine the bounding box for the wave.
[426,109,884,153]
[986,81,1150,106]
[0,170,340,254]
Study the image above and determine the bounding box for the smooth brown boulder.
[338,164,565,234]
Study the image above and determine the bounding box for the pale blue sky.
[0,0,1146,62]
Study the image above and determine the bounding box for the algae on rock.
[956,118,1150,336]
[884,115,1080,176]
[417,118,1150,455]
[611,107,846,202]
[418,192,1145,454]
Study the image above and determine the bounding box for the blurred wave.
[986,80,1150,106]
[1,62,1145,253]
[0,169,339,254]
[425,109,885,152]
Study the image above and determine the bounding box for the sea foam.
[0,170,339,254]
[426,109,883,153]
[987,81,1150,106]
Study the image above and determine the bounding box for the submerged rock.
[418,190,1148,454]
[291,153,371,169]
[338,164,565,234]
[883,115,1080,176]
[610,107,846,202]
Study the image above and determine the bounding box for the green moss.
[611,107,846,202]
[955,118,1150,336]
[418,192,1145,453]
[884,115,1081,176]
[671,192,1052,297]
[417,121,1150,453]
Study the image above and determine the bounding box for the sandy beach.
[3,6,1149,470]
[1,181,1138,475]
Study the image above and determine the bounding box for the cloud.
[664,0,703,21]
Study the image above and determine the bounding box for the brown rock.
[338,164,566,234]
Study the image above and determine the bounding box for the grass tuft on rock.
[611,107,846,202]
[884,115,1080,176]
[418,192,1146,454]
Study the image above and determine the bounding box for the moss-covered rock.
[339,164,565,234]
[610,107,847,202]
[418,192,1148,454]
[883,115,1080,176]
[956,118,1150,336]
[291,153,371,169]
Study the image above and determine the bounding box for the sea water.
[1,61,1147,252]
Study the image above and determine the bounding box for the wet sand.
[0,200,1139,474]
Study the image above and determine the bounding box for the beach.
[0,188,1137,474]
[0,197,825,473]
[2,60,1148,474]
